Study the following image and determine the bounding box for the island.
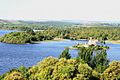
[72,37,109,50]
[0,27,120,44]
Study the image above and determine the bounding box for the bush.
[4,71,24,80]
[101,61,120,80]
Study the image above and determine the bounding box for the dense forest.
[0,47,120,80]
[1,19,120,44]
[0,27,120,44]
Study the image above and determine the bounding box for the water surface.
[0,30,120,75]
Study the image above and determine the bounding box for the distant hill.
[0,19,10,24]
[0,19,120,27]
[0,19,22,24]
[18,20,78,27]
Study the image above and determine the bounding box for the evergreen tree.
[59,48,71,59]
[78,47,93,66]
[78,47,109,73]
[91,50,109,73]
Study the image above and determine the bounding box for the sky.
[0,0,120,21]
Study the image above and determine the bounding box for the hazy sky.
[0,0,120,21]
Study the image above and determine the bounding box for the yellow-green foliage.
[4,71,24,80]
[78,63,93,78]
[1,27,120,44]
[0,30,55,44]
[28,57,96,80]
[52,58,77,80]
[0,32,33,44]
[101,61,120,80]
[1,57,120,80]
[73,74,88,80]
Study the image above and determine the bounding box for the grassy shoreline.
[31,38,68,44]
[106,40,120,44]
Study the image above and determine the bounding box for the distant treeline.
[53,27,120,40]
[0,27,120,44]
[1,20,120,30]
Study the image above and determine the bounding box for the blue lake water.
[0,30,120,75]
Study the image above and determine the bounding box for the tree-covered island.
[0,27,120,44]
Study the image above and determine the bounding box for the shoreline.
[31,38,68,44]
[33,38,88,44]
[1,37,120,44]
[106,40,120,44]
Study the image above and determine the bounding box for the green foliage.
[78,47,109,73]
[0,22,120,79]
[0,66,29,80]
[0,32,33,44]
[1,56,120,80]
[78,63,93,78]
[0,30,55,44]
[4,71,24,80]
[1,57,99,80]
[28,57,101,80]
[1,27,120,44]
[52,58,77,80]
[91,50,109,73]
[101,61,120,80]
[73,74,88,80]
[29,56,58,80]
[17,66,30,79]
[59,48,71,59]
[73,43,109,50]
[78,47,93,65]
[53,27,120,41]
[18,27,34,33]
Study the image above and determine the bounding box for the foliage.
[28,56,58,80]
[30,57,97,80]
[0,21,120,79]
[0,57,100,80]
[78,47,93,66]
[91,50,109,73]
[78,47,109,73]
[101,61,120,80]
[0,32,34,44]
[0,66,29,80]
[59,48,71,59]
[4,71,24,80]
[0,30,55,44]
[0,56,119,80]
[73,43,109,50]
[1,27,120,44]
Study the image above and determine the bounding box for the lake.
[0,30,120,75]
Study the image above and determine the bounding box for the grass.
[106,40,120,44]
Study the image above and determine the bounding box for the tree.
[78,47,109,73]
[78,47,93,66]
[101,61,120,80]
[91,50,109,73]
[59,48,71,59]
[4,71,24,80]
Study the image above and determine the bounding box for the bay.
[0,30,120,75]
